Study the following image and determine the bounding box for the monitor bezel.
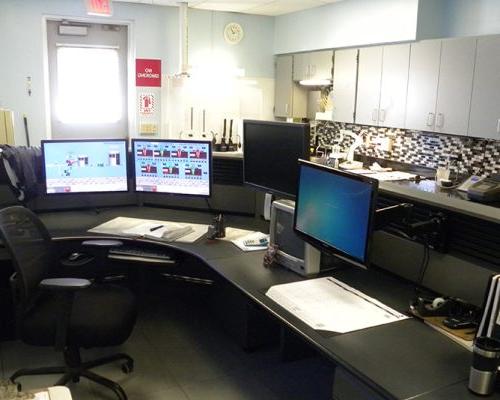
[131,138,213,198]
[41,138,130,195]
[293,160,379,268]
[242,119,310,199]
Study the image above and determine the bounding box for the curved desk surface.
[38,206,494,400]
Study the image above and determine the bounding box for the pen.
[150,225,164,232]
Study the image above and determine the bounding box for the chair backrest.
[0,206,55,305]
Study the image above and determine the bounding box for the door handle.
[427,112,435,127]
[372,109,379,122]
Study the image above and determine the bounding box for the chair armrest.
[39,278,91,291]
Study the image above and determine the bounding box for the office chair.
[0,206,137,400]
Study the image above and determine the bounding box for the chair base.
[10,347,133,400]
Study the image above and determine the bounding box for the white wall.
[0,0,274,145]
[274,0,419,54]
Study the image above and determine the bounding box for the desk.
[38,206,496,400]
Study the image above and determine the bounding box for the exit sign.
[85,0,112,16]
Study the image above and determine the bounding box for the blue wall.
[274,0,419,54]
[0,0,274,145]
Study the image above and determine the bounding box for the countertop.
[379,179,500,224]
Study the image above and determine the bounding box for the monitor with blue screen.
[293,160,378,267]
[132,139,212,197]
[42,139,128,194]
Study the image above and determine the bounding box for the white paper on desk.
[367,171,417,181]
[88,217,208,243]
[266,277,409,333]
[218,227,268,251]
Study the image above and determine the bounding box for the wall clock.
[224,22,244,45]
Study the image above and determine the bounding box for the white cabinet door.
[275,55,293,118]
[356,47,383,126]
[405,40,442,131]
[379,44,410,129]
[332,49,358,123]
[309,50,333,81]
[435,38,476,136]
[292,53,309,82]
[469,36,500,139]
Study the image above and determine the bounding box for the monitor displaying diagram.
[42,139,129,194]
[133,139,212,197]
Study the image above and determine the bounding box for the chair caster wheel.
[121,360,134,374]
[16,383,22,392]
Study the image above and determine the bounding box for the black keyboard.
[108,247,175,264]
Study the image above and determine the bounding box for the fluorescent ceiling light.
[299,79,332,86]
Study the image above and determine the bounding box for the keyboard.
[108,247,175,264]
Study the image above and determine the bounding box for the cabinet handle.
[307,65,311,79]
[372,109,379,122]
[437,113,444,128]
[311,65,316,77]
[285,104,289,115]
[379,109,386,122]
[427,112,435,127]
[497,119,500,133]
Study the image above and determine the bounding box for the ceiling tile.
[248,0,326,16]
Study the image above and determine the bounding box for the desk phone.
[467,174,500,203]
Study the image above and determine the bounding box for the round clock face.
[224,22,244,44]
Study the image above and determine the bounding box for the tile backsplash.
[314,121,500,176]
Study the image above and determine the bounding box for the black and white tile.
[315,121,500,176]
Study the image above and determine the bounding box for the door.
[275,55,293,118]
[332,49,358,123]
[379,44,410,129]
[47,20,128,139]
[405,40,441,131]
[355,47,383,126]
[435,38,476,136]
[469,36,500,139]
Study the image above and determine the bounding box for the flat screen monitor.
[293,160,378,267]
[42,139,128,194]
[132,139,212,197]
[243,120,310,198]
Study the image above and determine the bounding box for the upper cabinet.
[355,44,410,128]
[406,38,476,135]
[405,40,442,132]
[435,38,476,135]
[469,36,500,139]
[332,49,358,123]
[274,55,307,119]
[293,50,333,83]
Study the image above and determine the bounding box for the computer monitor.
[243,120,310,198]
[132,139,212,197]
[42,139,129,194]
[293,160,378,267]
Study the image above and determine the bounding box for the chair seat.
[21,284,136,348]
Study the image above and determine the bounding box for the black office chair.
[0,206,137,400]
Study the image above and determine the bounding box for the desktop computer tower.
[269,199,321,276]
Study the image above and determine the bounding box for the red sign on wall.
[136,59,162,87]
[85,0,112,16]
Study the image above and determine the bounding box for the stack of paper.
[88,217,208,243]
[266,277,409,333]
[477,274,500,338]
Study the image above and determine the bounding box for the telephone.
[466,174,500,203]
[457,175,482,192]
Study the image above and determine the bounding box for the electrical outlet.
[375,137,392,152]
